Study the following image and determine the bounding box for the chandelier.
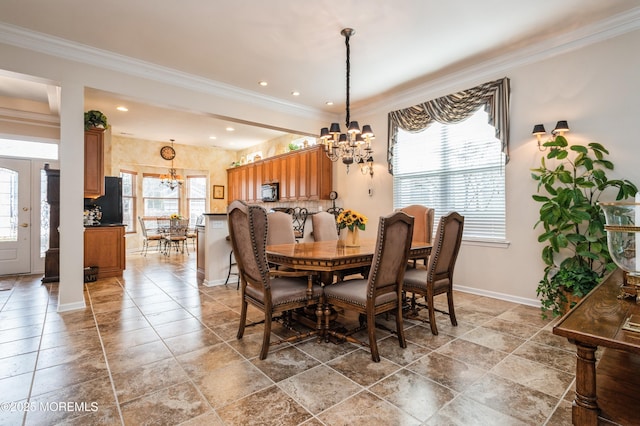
[319,28,374,174]
[160,139,184,190]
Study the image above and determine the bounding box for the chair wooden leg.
[447,290,457,326]
[367,311,380,362]
[237,299,248,339]
[260,311,273,360]
[427,290,438,335]
[396,303,407,349]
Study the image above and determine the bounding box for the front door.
[0,158,31,274]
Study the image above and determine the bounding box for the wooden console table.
[553,268,640,425]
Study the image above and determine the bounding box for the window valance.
[387,77,510,174]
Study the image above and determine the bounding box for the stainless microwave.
[261,182,279,202]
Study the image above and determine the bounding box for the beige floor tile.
[0,253,573,425]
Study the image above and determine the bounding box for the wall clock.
[160,145,176,160]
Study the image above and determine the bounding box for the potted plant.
[288,142,299,151]
[84,110,108,130]
[531,135,637,318]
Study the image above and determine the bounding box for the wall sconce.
[358,156,374,178]
[532,120,570,151]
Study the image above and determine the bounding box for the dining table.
[266,238,432,341]
[266,238,432,286]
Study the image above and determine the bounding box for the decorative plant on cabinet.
[531,135,637,318]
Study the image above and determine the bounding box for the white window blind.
[392,108,506,242]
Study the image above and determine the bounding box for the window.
[143,175,179,217]
[0,167,18,242]
[187,176,206,222]
[120,170,136,233]
[393,108,506,242]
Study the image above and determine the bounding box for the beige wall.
[109,135,236,250]
[334,28,640,305]
[1,26,639,308]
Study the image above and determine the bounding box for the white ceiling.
[1,0,639,149]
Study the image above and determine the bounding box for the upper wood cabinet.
[226,145,332,203]
[84,128,105,198]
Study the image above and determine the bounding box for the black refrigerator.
[85,176,123,224]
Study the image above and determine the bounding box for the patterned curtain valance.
[387,77,510,174]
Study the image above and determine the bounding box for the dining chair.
[403,211,464,335]
[267,211,296,245]
[311,211,339,241]
[227,200,323,360]
[138,216,163,256]
[398,204,434,267]
[163,218,189,255]
[323,211,414,362]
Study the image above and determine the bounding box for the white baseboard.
[453,284,540,308]
[203,279,230,287]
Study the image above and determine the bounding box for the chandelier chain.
[345,30,350,128]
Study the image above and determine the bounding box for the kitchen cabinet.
[84,225,126,279]
[226,145,332,203]
[84,128,105,198]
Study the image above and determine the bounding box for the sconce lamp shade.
[532,124,546,135]
[553,120,570,134]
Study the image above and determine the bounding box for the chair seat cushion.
[324,279,397,308]
[246,277,322,307]
[403,267,449,292]
[147,235,163,240]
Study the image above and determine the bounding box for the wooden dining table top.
[266,238,431,273]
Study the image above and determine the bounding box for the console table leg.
[572,341,599,425]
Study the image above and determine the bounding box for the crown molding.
[0,107,60,126]
[0,22,332,123]
[359,6,640,116]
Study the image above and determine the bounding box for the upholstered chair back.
[267,211,296,245]
[399,204,434,244]
[227,200,270,291]
[367,211,414,298]
[428,211,464,287]
[312,211,339,241]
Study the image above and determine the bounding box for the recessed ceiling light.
[258,81,268,86]
[209,136,217,140]
[291,91,300,96]
[116,106,128,112]
[325,101,334,106]
[226,127,235,132]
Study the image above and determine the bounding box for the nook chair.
[227,200,322,360]
[311,211,339,242]
[323,211,414,362]
[186,215,203,250]
[398,204,434,267]
[163,219,189,255]
[139,216,163,256]
[403,212,464,335]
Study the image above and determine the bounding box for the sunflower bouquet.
[336,209,368,231]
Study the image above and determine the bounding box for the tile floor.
[0,251,575,425]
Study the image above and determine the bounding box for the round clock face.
[329,191,338,200]
[160,146,176,160]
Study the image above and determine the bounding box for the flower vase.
[345,227,360,247]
